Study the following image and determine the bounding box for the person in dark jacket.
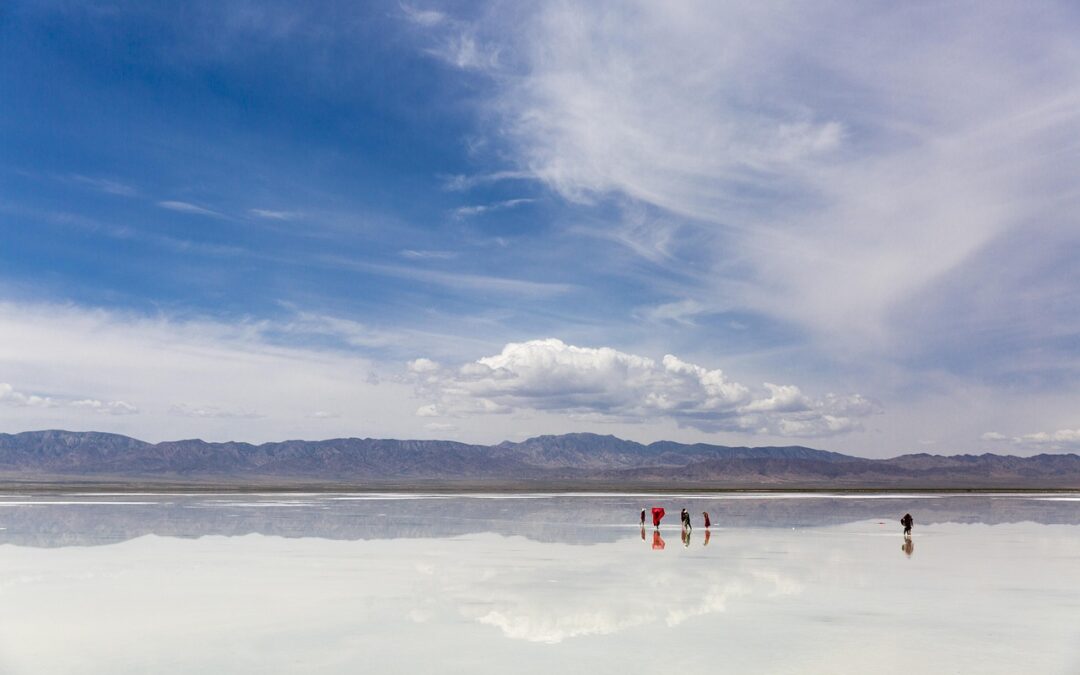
[901,513,914,536]
[640,508,646,527]
[681,508,692,531]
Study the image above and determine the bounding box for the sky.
[1,1,1079,457]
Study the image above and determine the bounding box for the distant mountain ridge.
[0,430,1077,488]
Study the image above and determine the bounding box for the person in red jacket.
[702,511,711,529]
[651,507,666,529]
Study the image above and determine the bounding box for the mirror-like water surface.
[0,493,1077,674]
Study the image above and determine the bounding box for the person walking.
[640,508,646,527]
[681,508,692,531]
[702,511,711,529]
[901,513,914,536]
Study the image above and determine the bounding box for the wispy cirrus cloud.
[249,208,301,220]
[157,200,226,218]
[68,174,138,197]
[441,170,533,192]
[400,4,447,28]
[415,0,1080,381]
[452,198,533,219]
[322,257,573,296]
[400,249,457,260]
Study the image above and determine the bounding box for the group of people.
[639,508,916,553]
[639,508,916,536]
[640,507,711,530]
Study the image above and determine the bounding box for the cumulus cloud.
[1,382,136,414]
[0,382,56,408]
[70,399,139,415]
[407,339,878,437]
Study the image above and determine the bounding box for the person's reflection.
[902,536,914,558]
[652,530,666,550]
[681,526,692,547]
[640,524,646,542]
[703,529,711,547]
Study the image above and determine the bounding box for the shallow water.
[0,493,1077,674]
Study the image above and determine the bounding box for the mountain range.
[0,430,1077,488]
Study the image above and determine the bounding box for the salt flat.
[0,493,1076,674]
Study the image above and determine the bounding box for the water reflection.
[0,494,1076,674]
[0,493,1077,548]
[902,534,914,558]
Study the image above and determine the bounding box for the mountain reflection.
[0,493,1076,548]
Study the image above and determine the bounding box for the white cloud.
[69,174,137,197]
[249,208,299,220]
[400,249,457,260]
[0,301,420,443]
[983,428,1080,451]
[422,421,458,432]
[741,383,810,414]
[1022,429,1080,446]
[170,404,262,419]
[430,32,498,70]
[452,198,533,219]
[400,4,446,27]
[70,399,139,415]
[407,358,440,374]
[325,258,573,296]
[0,382,56,408]
[1,382,136,415]
[441,170,533,191]
[157,200,225,218]
[638,299,706,325]
[407,338,877,437]
[425,0,1080,368]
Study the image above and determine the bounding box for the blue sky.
[2,1,1079,456]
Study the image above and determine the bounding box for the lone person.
[640,508,646,527]
[702,511,711,529]
[901,513,914,536]
[681,508,692,531]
